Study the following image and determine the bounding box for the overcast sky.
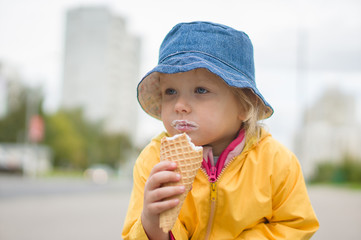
[1,0,361,148]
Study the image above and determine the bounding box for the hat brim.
[137,52,273,120]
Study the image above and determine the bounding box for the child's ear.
[237,101,248,122]
[238,111,247,122]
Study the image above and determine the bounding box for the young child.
[122,21,319,240]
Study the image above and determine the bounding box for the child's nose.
[174,95,191,113]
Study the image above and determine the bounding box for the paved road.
[0,175,133,240]
[308,185,361,240]
[0,175,360,240]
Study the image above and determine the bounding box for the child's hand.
[141,161,185,240]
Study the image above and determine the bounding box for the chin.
[185,133,202,146]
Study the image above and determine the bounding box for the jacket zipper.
[215,157,236,183]
[204,166,217,240]
[202,157,236,240]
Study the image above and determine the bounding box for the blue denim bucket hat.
[137,21,273,120]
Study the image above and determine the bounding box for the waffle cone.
[159,133,203,233]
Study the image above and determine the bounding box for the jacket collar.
[202,129,246,180]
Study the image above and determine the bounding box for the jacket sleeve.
[121,142,158,240]
[238,151,319,239]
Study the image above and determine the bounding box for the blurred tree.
[311,155,361,184]
[0,93,26,142]
[0,81,133,170]
[0,86,43,143]
[43,108,133,170]
[44,110,87,169]
[99,133,132,168]
[59,108,102,166]
[340,155,361,183]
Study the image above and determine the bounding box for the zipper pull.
[209,166,217,182]
[210,182,217,202]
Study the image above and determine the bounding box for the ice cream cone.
[159,133,203,233]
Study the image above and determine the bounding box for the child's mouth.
[171,120,199,132]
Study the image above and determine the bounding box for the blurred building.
[61,6,140,135]
[294,87,361,179]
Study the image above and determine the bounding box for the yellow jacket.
[122,130,319,239]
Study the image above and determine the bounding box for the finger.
[147,197,180,215]
[146,170,181,191]
[147,185,186,204]
[149,161,177,176]
[146,161,179,190]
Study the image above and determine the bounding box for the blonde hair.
[231,88,267,141]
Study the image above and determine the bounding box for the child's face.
[160,68,245,156]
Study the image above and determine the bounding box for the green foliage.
[311,155,361,184]
[0,89,27,142]
[340,156,361,182]
[0,87,44,143]
[43,108,133,170]
[44,110,87,169]
[0,83,133,170]
[99,133,132,168]
[0,102,27,142]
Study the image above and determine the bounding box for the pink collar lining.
[201,129,246,182]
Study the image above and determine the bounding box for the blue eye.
[195,87,208,94]
[165,88,177,95]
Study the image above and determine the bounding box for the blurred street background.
[1,175,361,240]
[0,174,132,240]
[1,0,361,239]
